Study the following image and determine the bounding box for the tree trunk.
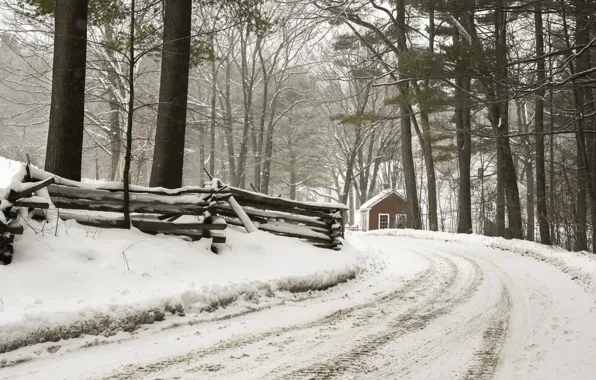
[104,24,122,182]
[495,2,523,239]
[569,0,596,250]
[123,0,136,228]
[499,105,524,239]
[455,44,472,234]
[289,153,297,200]
[222,59,236,182]
[420,111,438,231]
[423,6,438,231]
[575,0,596,250]
[549,77,556,242]
[108,85,122,181]
[491,106,506,237]
[45,0,89,181]
[254,45,269,192]
[527,160,535,241]
[400,92,421,229]
[340,144,358,205]
[210,39,217,176]
[576,144,588,251]
[534,2,551,245]
[519,100,535,241]
[150,0,192,188]
[236,30,256,189]
[261,123,274,194]
[348,188,355,226]
[199,125,205,185]
[397,0,421,229]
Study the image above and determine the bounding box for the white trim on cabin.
[359,189,406,211]
[378,213,390,229]
[360,209,370,231]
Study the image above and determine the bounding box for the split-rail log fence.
[0,165,346,260]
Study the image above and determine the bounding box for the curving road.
[3,235,596,379]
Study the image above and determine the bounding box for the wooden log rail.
[199,183,346,249]
[46,184,230,203]
[16,166,230,245]
[34,210,227,243]
[17,165,346,249]
[27,167,228,196]
[228,187,346,214]
[214,188,345,248]
[8,178,55,202]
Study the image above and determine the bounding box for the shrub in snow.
[0,302,184,354]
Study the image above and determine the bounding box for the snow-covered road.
[3,235,596,379]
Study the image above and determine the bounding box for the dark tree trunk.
[499,104,524,239]
[45,0,89,181]
[348,188,355,225]
[236,30,257,189]
[575,0,596,250]
[455,55,472,234]
[261,93,279,195]
[123,0,136,228]
[518,100,535,241]
[254,45,269,192]
[261,124,274,194]
[400,91,421,229]
[495,2,523,239]
[490,104,506,237]
[549,81,556,242]
[199,125,205,185]
[397,0,421,229]
[534,2,551,245]
[527,160,535,241]
[423,6,438,231]
[210,40,217,176]
[108,87,121,181]
[108,77,122,181]
[222,59,236,182]
[340,133,360,205]
[576,146,588,251]
[104,25,122,182]
[420,110,438,231]
[289,153,297,200]
[150,0,192,188]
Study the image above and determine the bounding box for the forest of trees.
[0,0,595,252]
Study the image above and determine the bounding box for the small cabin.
[359,190,409,232]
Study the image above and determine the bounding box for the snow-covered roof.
[359,189,406,211]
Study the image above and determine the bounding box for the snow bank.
[367,229,596,295]
[0,157,27,208]
[0,219,378,354]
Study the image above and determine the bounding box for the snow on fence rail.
[0,165,346,262]
[213,185,346,249]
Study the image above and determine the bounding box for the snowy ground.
[2,230,596,379]
[0,156,381,358]
[0,219,379,357]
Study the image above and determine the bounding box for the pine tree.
[150,0,192,188]
[44,0,89,180]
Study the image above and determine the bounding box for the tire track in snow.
[102,249,442,380]
[268,250,484,380]
[463,290,511,380]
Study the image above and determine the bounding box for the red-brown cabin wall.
[368,193,408,230]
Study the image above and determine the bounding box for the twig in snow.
[54,179,61,237]
[121,251,130,273]
[121,240,148,273]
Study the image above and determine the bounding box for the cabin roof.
[359,189,406,211]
